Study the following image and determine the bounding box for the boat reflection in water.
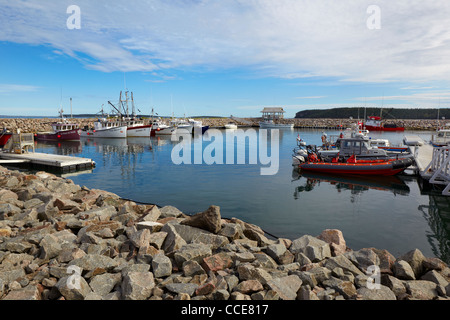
[292,170,410,200]
[35,140,82,155]
[418,193,450,264]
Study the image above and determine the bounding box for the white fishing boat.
[431,125,450,147]
[224,122,238,130]
[151,119,176,135]
[80,118,127,138]
[189,118,209,134]
[170,118,194,134]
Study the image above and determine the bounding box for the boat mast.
[70,97,73,119]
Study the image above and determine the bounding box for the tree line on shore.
[295,108,450,120]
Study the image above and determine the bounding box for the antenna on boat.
[70,97,73,119]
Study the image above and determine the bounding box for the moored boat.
[224,122,238,130]
[364,116,404,132]
[80,117,127,138]
[0,130,12,148]
[35,109,81,141]
[430,126,450,147]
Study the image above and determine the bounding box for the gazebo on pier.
[260,107,286,121]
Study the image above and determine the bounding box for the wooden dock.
[0,151,95,173]
[405,135,450,196]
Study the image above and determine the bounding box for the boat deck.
[0,151,95,172]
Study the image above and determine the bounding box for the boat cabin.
[319,135,388,159]
[52,122,79,132]
[431,129,450,146]
[261,107,286,121]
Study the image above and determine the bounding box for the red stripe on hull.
[364,126,405,132]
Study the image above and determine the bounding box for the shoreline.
[0,165,449,300]
[0,117,444,133]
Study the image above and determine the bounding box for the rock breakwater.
[0,117,443,133]
[0,165,449,300]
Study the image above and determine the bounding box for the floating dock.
[0,151,95,173]
[406,135,450,196]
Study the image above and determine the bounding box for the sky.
[1,0,450,118]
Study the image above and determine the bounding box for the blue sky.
[1,0,450,118]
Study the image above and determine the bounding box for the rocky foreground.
[0,166,449,300]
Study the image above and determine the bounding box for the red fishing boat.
[35,109,81,141]
[0,130,12,148]
[364,116,404,132]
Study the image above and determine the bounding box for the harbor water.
[32,128,450,264]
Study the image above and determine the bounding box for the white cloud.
[1,0,450,83]
[0,84,40,94]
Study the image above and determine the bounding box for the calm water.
[31,128,450,263]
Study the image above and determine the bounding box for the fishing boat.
[368,138,409,153]
[108,91,152,137]
[224,122,238,130]
[151,119,176,136]
[0,130,12,148]
[170,118,194,134]
[430,126,450,147]
[80,117,127,138]
[189,119,209,134]
[35,109,81,141]
[364,116,404,132]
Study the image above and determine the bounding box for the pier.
[1,132,95,173]
[406,135,450,196]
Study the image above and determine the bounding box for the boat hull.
[152,126,176,135]
[259,122,294,129]
[80,126,127,138]
[0,133,12,147]
[35,129,81,141]
[126,125,152,137]
[297,158,413,176]
[364,125,405,132]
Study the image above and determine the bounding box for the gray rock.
[122,271,155,300]
[180,205,222,234]
[161,223,187,253]
[2,284,41,300]
[165,283,199,296]
[322,277,357,299]
[55,275,93,300]
[152,253,172,278]
[323,255,364,276]
[266,275,302,300]
[420,270,449,288]
[68,254,118,271]
[398,249,426,278]
[89,273,122,296]
[290,235,331,262]
[192,233,229,250]
[381,275,407,297]
[39,234,63,260]
[357,285,397,300]
[353,248,380,272]
[173,243,212,267]
[136,221,163,233]
[393,260,416,280]
[159,205,183,218]
[405,280,438,300]
[128,229,151,248]
[297,286,320,300]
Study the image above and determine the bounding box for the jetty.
[405,135,450,196]
[0,132,95,173]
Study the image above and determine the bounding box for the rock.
[136,221,163,233]
[202,252,234,273]
[2,284,41,300]
[290,235,331,262]
[138,205,161,222]
[234,280,264,294]
[159,205,183,218]
[152,253,172,278]
[55,275,92,300]
[421,270,449,288]
[174,243,212,267]
[322,277,357,299]
[357,285,397,300]
[39,234,63,260]
[371,248,395,275]
[405,280,438,300]
[161,223,187,253]
[192,233,229,250]
[353,248,380,272]
[68,254,118,271]
[317,229,347,256]
[398,249,426,278]
[128,229,151,248]
[393,260,416,280]
[382,275,407,297]
[181,205,222,233]
[266,275,302,300]
[165,283,198,297]
[323,255,364,276]
[89,273,122,296]
[122,271,155,300]
[182,260,206,277]
[297,286,320,300]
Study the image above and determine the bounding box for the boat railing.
[425,146,450,196]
